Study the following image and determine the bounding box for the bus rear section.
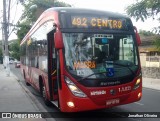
[20,8,142,112]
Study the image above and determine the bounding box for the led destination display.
[71,15,128,29]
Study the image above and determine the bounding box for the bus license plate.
[106,99,120,106]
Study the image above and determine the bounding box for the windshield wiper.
[78,72,107,82]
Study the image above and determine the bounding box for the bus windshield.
[63,33,139,79]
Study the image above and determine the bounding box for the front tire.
[41,83,51,106]
[26,81,31,86]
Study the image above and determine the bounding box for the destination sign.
[71,16,126,29]
[73,61,96,70]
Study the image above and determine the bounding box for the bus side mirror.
[134,26,141,46]
[54,31,64,49]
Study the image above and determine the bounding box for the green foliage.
[126,0,147,22]
[126,0,160,21]
[139,29,155,36]
[9,40,20,60]
[32,0,71,8]
[20,0,71,23]
[126,0,160,33]
[17,21,32,41]
[17,0,71,41]
[153,36,160,51]
[0,47,2,57]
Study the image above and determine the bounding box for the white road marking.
[134,102,144,106]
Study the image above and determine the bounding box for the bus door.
[47,30,58,101]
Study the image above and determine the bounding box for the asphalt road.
[10,64,160,121]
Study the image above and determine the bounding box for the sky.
[60,0,159,31]
[0,0,159,41]
[0,0,23,41]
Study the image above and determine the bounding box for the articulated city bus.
[20,8,142,112]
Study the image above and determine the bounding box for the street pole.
[1,27,4,64]
[3,0,10,76]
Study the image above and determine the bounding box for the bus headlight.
[134,78,141,90]
[65,77,87,98]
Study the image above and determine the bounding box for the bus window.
[119,36,137,64]
[63,33,138,78]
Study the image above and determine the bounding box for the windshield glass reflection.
[63,33,138,79]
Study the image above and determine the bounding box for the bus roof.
[46,7,128,18]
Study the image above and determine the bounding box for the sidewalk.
[0,64,46,121]
[143,77,160,90]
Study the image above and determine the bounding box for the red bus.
[20,8,142,112]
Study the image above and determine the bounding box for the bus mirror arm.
[54,31,64,49]
[53,23,57,32]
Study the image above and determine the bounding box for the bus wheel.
[26,81,31,86]
[42,84,51,106]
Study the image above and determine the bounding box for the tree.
[0,47,2,57]
[9,40,20,60]
[154,37,160,51]
[126,0,160,51]
[16,21,32,41]
[16,0,71,41]
[139,29,155,36]
[0,41,2,57]
[126,0,160,34]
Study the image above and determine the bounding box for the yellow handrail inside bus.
[51,70,57,75]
